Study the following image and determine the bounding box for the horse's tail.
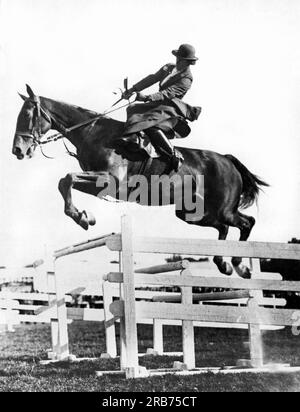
[225,154,269,209]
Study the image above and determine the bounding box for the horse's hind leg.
[58,172,101,230]
[195,220,233,275]
[223,212,256,278]
[176,210,233,276]
[212,223,233,276]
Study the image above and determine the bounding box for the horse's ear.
[26,84,35,99]
[18,92,28,101]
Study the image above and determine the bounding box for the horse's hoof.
[220,262,233,276]
[234,264,251,279]
[78,211,89,231]
[84,210,96,226]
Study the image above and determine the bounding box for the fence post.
[46,271,59,360]
[248,258,264,368]
[250,258,264,301]
[102,280,117,358]
[121,215,144,378]
[118,251,127,370]
[52,259,70,361]
[181,264,195,370]
[153,319,164,355]
[5,299,15,332]
[248,297,264,368]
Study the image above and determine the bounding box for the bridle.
[15,95,60,158]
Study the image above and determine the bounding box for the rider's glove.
[123,88,135,100]
[135,92,150,102]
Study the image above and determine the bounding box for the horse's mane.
[41,96,100,119]
[39,95,124,139]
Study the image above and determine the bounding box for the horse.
[12,85,269,278]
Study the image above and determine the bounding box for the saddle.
[127,132,159,158]
[115,132,158,160]
[115,122,186,173]
[115,129,183,159]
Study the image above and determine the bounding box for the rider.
[121,44,201,171]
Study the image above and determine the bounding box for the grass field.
[0,321,300,392]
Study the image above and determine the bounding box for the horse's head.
[12,85,52,160]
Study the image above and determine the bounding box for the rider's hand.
[135,92,149,102]
[123,88,135,100]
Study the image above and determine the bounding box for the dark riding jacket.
[134,63,191,99]
[124,64,201,137]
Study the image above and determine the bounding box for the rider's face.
[176,57,189,69]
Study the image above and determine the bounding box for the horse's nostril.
[13,146,24,159]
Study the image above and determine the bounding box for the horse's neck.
[40,96,128,175]
[41,97,100,148]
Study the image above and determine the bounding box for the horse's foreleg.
[58,172,104,230]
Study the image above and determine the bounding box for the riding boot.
[146,128,184,172]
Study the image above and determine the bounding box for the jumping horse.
[12,85,269,278]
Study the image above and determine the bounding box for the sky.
[0,0,300,268]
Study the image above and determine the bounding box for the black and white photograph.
[0,0,300,393]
